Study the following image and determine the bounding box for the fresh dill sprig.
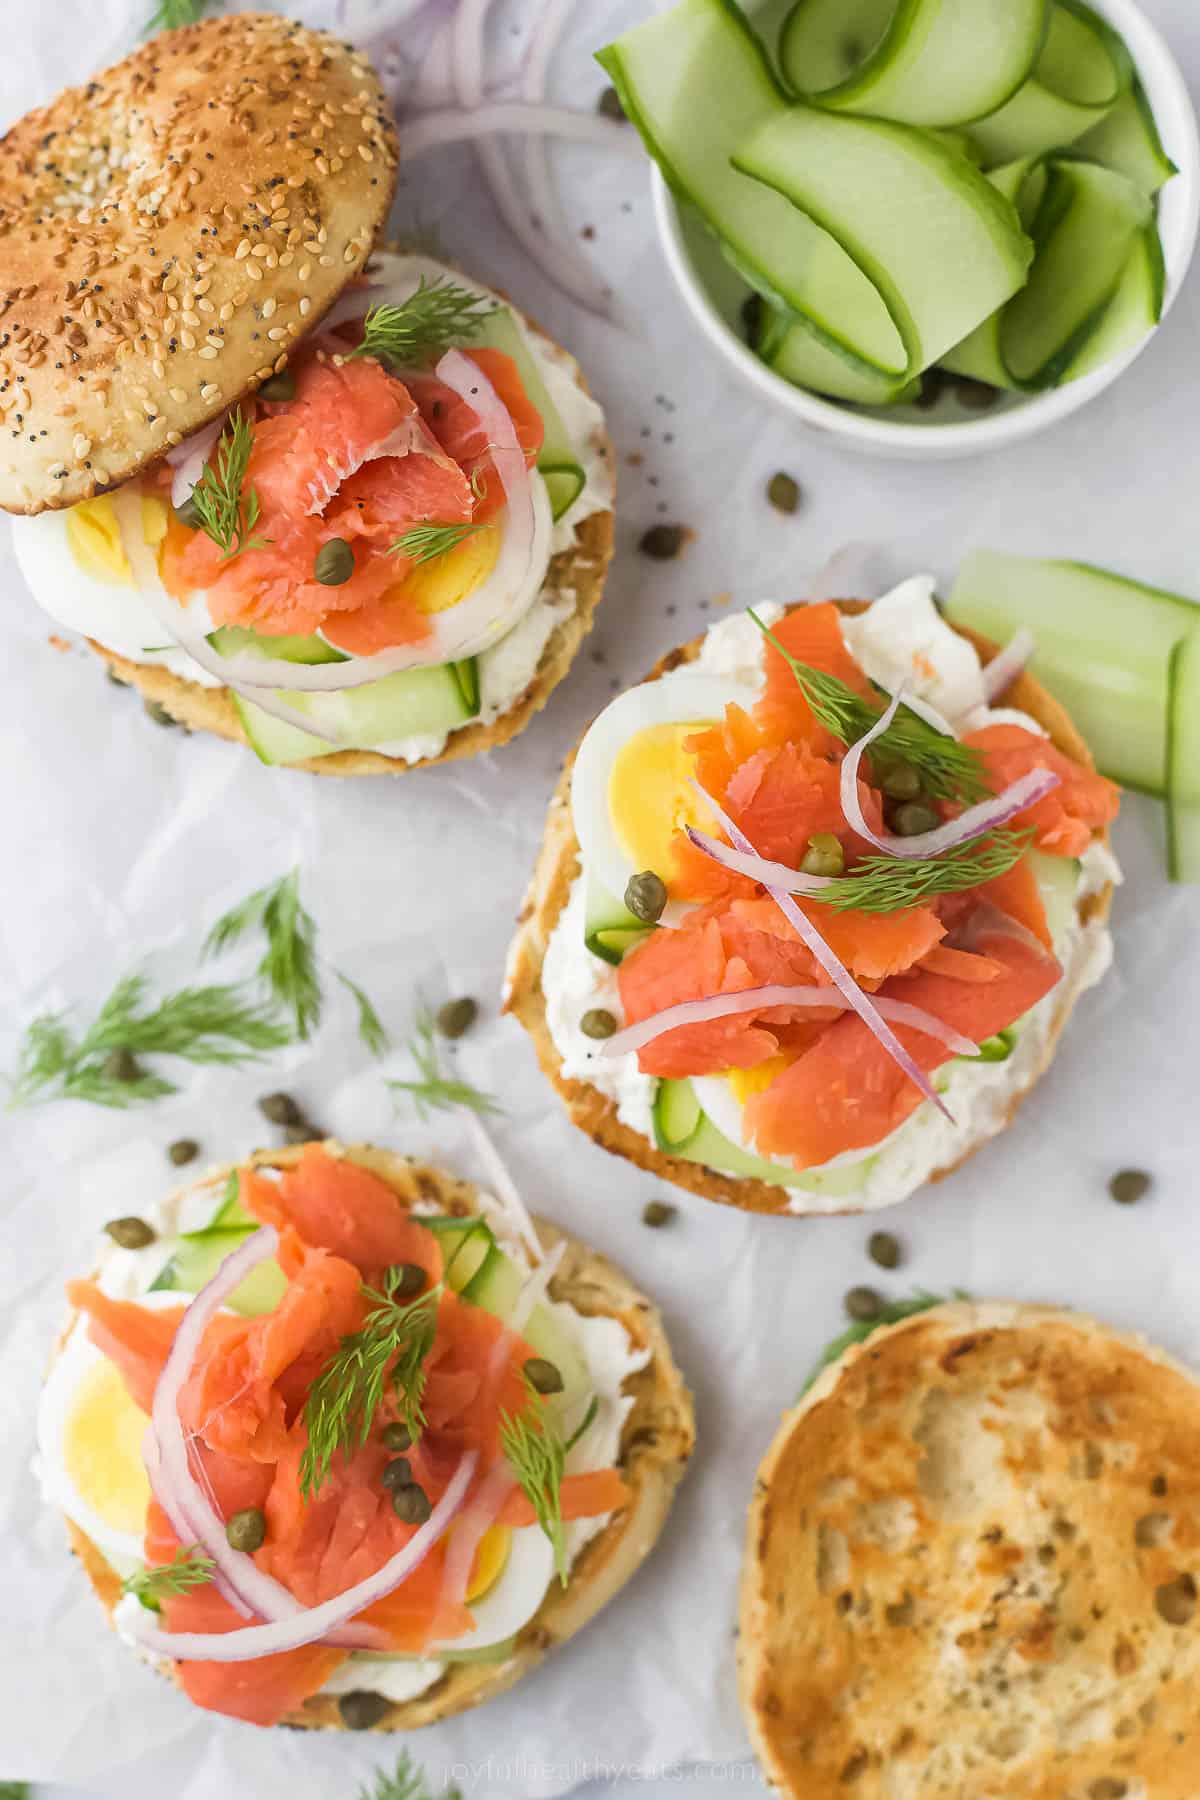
[300,1277,441,1499]
[356,1752,463,1800]
[6,973,291,1111]
[387,521,485,566]
[499,1375,591,1586]
[121,1547,216,1610]
[337,972,390,1058]
[145,0,209,32]
[388,1002,500,1121]
[802,1291,967,1394]
[747,610,989,804]
[814,832,1030,914]
[188,410,268,561]
[349,278,496,370]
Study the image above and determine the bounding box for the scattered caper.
[337,1690,392,1731]
[381,1457,413,1492]
[596,85,627,122]
[167,1138,199,1168]
[844,1286,883,1323]
[258,1092,301,1126]
[639,523,687,561]
[143,699,177,728]
[225,1507,266,1552]
[625,870,668,923]
[766,472,801,515]
[103,1047,143,1084]
[105,1216,156,1250]
[391,1263,427,1301]
[314,537,355,587]
[437,997,478,1040]
[800,833,845,878]
[878,760,922,802]
[258,368,296,403]
[283,1121,318,1145]
[392,1483,432,1525]
[1109,1169,1151,1206]
[891,801,940,838]
[580,1008,617,1040]
[173,493,201,530]
[868,1231,902,1271]
[642,1200,676,1229]
[381,1421,412,1452]
[524,1357,565,1395]
[1155,1574,1196,1627]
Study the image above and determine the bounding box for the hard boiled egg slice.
[571,674,759,924]
[429,1522,557,1655]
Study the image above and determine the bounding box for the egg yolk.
[608,722,720,883]
[465,1523,512,1603]
[728,1053,800,1106]
[63,1358,151,1536]
[403,520,502,617]
[64,492,169,586]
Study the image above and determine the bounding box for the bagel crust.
[0,14,398,514]
[739,1300,1200,1799]
[60,1142,695,1731]
[504,602,1114,1217]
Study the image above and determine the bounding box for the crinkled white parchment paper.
[2,2,1200,1797]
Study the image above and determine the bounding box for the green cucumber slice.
[971,1029,1016,1063]
[583,873,650,966]
[653,1077,703,1151]
[597,0,908,380]
[938,156,1038,387]
[208,626,348,666]
[967,0,1131,167]
[946,549,1199,794]
[232,660,478,767]
[1030,849,1082,944]
[424,1217,497,1292]
[1060,217,1164,381]
[755,301,920,406]
[651,1079,876,1198]
[149,1228,287,1316]
[1166,628,1200,884]
[1074,78,1178,195]
[461,1243,591,1419]
[206,1173,251,1230]
[778,0,1045,128]
[733,104,1033,373]
[473,308,585,522]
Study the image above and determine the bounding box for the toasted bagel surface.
[0,14,398,515]
[504,603,1114,1216]
[739,1300,1200,1798]
[61,1141,694,1730]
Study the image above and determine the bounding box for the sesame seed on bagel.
[0,12,399,516]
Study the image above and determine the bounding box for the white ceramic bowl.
[652,0,1200,460]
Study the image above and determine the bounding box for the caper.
[225,1507,266,1552]
[642,1200,676,1229]
[392,1483,432,1525]
[391,1263,427,1300]
[868,1231,901,1271]
[283,1121,318,1145]
[1155,1574,1196,1627]
[800,833,845,878]
[143,699,177,728]
[844,1286,883,1323]
[381,1457,413,1491]
[105,1215,156,1250]
[173,493,201,530]
[524,1357,564,1395]
[1109,1169,1151,1206]
[381,1421,412,1452]
[437,997,478,1040]
[766,472,801,516]
[878,760,922,802]
[258,1091,301,1126]
[314,537,355,587]
[168,1138,199,1168]
[624,870,668,923]
[596,85,627,123]
[891,801,940,838]
[337,1690,392,1731]
[580,1008,617,1040]
[259,368,296,402]
[103,1047,143,1084]
[639,523,686,561]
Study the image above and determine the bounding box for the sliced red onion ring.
[980,627,1036,703]
[690,780,952,1118]
[599,984,978,1060]
[129,1452,477,1663]
[401,102,635,160]
[167,413,227,510]
[439,1461,516,1616]
[839,685,1061,860]
[900,690,959,738]
[683,825,832,896]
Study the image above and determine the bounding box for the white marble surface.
[1,0,1199,1796]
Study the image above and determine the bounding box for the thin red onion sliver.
[839,685,1061,860]
[684,825,832,896]
[401,102,635,159]
[600,984,978,1060]
[129,1452,477,1663]
[690,780,952,1119]
[459,1110,544,1267]
[981,627,1037,703]
[440,1461,516,1615]
[168,413,227,508]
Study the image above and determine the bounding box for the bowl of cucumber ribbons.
[600,0,1199,459]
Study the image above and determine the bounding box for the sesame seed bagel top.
[0,13,399,515]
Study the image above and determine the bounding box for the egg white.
[571,673,760,924]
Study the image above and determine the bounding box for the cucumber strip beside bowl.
[1166,628,1200,884]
